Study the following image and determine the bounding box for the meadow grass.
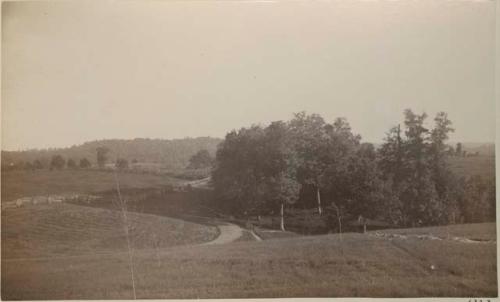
[1,203,218,259]
[0,160,497,299]
[377,223,496,241]
[1,216,496,299]
[254,228,301,240]
[1,169,180,201]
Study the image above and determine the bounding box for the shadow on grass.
[66,187,223,228]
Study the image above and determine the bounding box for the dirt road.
[204,222,243,245]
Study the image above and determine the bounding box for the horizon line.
[1,137,495,153]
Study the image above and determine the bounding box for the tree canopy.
[187,149,214,169]
[212,110,495,230]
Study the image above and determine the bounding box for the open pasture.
[375,222,497,241]
[0,160,497,299]
[1,216,496,299]
[1,203,218,259]
[1,169,180,201]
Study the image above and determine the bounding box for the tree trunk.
[338,215,342,234]
[363,222,367,234]
[316,187,322,215]
[335,205,342,234]
[280,202,285,231]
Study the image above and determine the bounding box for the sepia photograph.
[1,0,497,299]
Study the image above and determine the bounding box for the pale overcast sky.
[2,0,495,151]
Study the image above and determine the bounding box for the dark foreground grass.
[1,170,180,201]
[2,222,496,299]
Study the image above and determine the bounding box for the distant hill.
[1,137,223,169]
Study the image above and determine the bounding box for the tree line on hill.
[212,110,496,231]
[3,141,217,179]
[6,152,120,172]
[1,137,221,170]
[6,147,159,172]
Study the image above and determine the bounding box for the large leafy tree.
[429,112,454,198]
[403,110,443,226]
[213,121,302,220]
[212,126,268,215]
[289,113,362,218]
[261,121,300,230]
[378,109,456,227]
[187,149,214,169]
[288,112,331,215]
[379,125,407,185]
[321,139,382,232]
[378,124,409,225]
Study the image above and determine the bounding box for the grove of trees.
[212,110,496,231]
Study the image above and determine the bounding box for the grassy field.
[375,223,497,241]
[1,216,496,299]
[1,159,497,299]
[1,170,181,201]
[254,228,300,240]
[1,203,218,259]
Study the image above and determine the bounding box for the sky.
[1,0,496,151]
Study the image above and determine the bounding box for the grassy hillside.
[2,137,222,169]
[1,170,181,201]
[2,222,496,299]
[2,203,218,259]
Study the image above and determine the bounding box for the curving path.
[203,222,243,245]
